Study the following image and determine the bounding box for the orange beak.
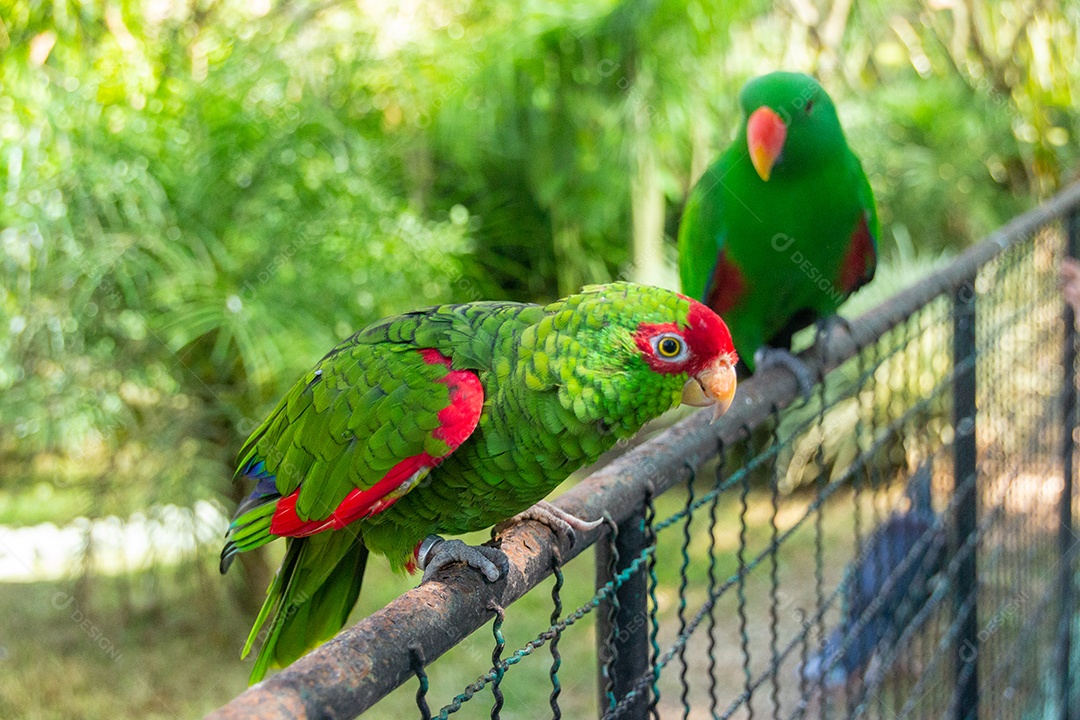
[681,354,738,423]
[746,106,787,182]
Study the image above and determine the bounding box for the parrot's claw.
[495,500,604,548]
[754,346,816,398]
[417,536,504,583]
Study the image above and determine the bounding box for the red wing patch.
[269,349,483,537]
[838,214,877,294]
[705,254,747,315]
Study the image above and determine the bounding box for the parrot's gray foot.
[817,313,853,337]
[417,536,504,583]
[813,314,853,358]
[754,346,816,398]
[495,500,603,548]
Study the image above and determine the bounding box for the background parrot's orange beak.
[681,355,738,422]
[747,106,787,181]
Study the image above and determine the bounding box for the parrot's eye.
[804,99,815,114]
[651,333,688,362]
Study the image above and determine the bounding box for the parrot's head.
[554,283,738,429]
[737,72,847,182]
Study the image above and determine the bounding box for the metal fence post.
[953,281,979,720]
[1060,209,1080,720]
[596,506,650,719]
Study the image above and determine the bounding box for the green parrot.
[678,72,878,385]
[221,282,738,682]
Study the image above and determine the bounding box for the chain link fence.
[209,183,1080,720]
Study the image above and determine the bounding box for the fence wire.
[424,229,1072,720]
[393,238,1067,720]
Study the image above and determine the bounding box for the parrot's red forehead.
[681,298,737,364]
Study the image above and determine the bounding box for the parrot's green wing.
[222,332,485,682]
[855,154,880,282]
[678,160,730,304]
[855,156,879,244]
[836,152,879,296]
[226,343,479,542]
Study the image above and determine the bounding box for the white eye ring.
[650,333,689,362]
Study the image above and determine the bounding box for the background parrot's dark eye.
[653,334,686,359]
[805,99,815,114]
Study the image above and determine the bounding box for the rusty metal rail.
[207,181,1080,720]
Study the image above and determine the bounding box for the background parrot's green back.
[678,72,879,369]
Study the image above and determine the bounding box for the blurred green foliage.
[1,0,1077,534]
[1,0,1078,715]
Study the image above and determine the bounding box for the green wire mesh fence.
[208,182,1080,720]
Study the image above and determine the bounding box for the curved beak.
[681,354,738,423]
[747,106,787,182]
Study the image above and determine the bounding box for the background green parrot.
[678,71,878,386]
[220,282,737,682]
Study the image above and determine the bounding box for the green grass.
[0,562,250,719]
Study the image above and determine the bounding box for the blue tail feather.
[220,458,282,574]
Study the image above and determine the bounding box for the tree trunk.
[630,92,667,288]
[631,138,666,287]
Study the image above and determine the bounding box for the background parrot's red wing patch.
[838,214,877,294]
[705,254,747,315]
[269,349,483,537]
